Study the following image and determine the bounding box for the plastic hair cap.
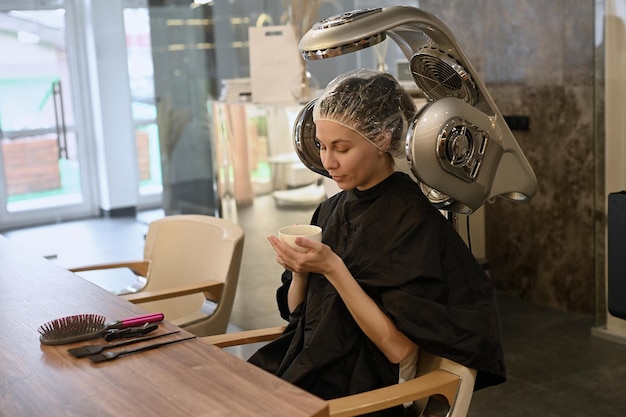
[312,68,417,158]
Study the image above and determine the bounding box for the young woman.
[249,69,505,415]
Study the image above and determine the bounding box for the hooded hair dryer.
[293,6,537,213]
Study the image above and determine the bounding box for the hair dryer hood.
[296,6,537,213]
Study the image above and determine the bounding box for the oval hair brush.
[37,312,164,345]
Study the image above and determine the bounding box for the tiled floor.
[4,195,626,416]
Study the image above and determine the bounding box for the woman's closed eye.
[318,142,349,153]
[315,135,352,153]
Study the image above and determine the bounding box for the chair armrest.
[122,279,224,304]
[202,327,464,417]
[201,326,286,348]
[69,260,150,277]
[327,369,461,417]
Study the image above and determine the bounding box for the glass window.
[123,5,162,197]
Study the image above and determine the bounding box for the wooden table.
[0,235,328,417]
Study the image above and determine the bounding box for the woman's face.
[315,120,393,191]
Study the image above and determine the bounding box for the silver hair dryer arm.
[299,7,457,69]
[298,6,536,212]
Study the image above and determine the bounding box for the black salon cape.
[248,172,506,413]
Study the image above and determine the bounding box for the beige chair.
[203,327,477,417]
[70,215,245,337]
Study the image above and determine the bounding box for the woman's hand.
[267,234,340,275]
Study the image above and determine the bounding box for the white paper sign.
[248,25,303,104]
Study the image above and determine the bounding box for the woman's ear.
[379,131,393,153]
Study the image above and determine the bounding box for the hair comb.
[37,312,164,345]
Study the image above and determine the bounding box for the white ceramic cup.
[278,224,322,252]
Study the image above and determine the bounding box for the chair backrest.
[130,214,244,336]
[415,349,477,417]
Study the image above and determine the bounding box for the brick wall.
[136,130,151,181]
[2,137,61,195]
[2,132,152,197]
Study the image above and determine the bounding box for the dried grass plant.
[280,0,322,101]
[280,0,321,41]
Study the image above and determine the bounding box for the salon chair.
[71,215,244,337]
